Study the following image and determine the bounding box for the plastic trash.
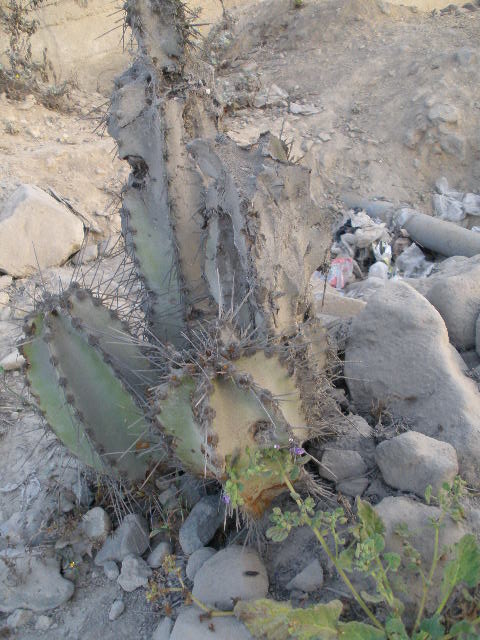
[432,194,465,223]
[373,240,392,265]
[395,243,433,278]
[327,257,354,290]
[368,261,389,279]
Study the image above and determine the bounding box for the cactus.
[21,0,333,517]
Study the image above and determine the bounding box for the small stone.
[103,561,119,581]
[108,599,125,621]
[0,276,12,289]
[35,615,52,631]
[95,514,149,566]
[186,547,216,581]
[375,431,458,496]
[337,477,369,497]
[440,134,465,159]
[179,495,224,554]
[152,617,174,640]
[117,554,152,592]
[463,193,480,215]
[319,449,367,482]
[147,541,171,569]
[0,349,25,371]
[192,546,268,611]
[6,609,33,628]
[289,102,320,115]
[285,559,323,592]
[428,103,459,124]
[71,244,98,265]
[82,507,111,541]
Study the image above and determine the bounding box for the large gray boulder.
[0,185,84,277]
[170,606,253,639]
[345,280,480,484]
[375,431,458,496]
[0,554,74,612]
[192,546,268,611]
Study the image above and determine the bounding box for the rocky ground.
[0,0,480,638]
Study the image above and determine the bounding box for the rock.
[313,283,366,319]
[333,413,376,465]
[147,541,171,569]
[375,431,458,496]
[345,280,480,483]
[0,185,84,277]
[6,608,33,628]
[432,194,465,222]
[103,561,119,581]
[285,558,324,592]
[179,495,224,554]
[0,554,74,612]
[95,513,149,566]
[108,599,125,621]
[35,615,53,631]
[0,276,12,289]
[337,476,369,497]
[117,554,152,592]
[463,193,480,215]
[185,547,217,581]
[375,497,467,610]
[423,261,480,350]
[0,349,25,371]
[82,507,111,541]
[289,102,320,115]
[170,606,253,640]
[152,617,174,640]
[368,262,389,279]
[71,244,98,265]
[428,103,459,124]
[319,449,367,482]
[192,546,268,611]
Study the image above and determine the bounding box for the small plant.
[228,451,480,639]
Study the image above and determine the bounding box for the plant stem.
[413,519,441,632]
[173,574,234,617]
[282,473,384,632]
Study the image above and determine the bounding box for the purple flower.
[273,444,280,450]
[222,493,231,504]
[291,446,305,456]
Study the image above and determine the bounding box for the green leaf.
[419,615,445,639]
[234,598,343,640]
[385,617,408,640]
[338,547,355,572]
[441,534,480,600]
[357,499,385,536]
[338,621,385,639]
[449,620,478,639]
[384,553,401,572]
[360,590,385,604]
[266,526,289,543]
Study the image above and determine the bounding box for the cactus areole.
[21,0,332,517]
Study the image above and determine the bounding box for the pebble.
[71,243,98,265]
[179,495,225,554]
[337,476,369,497]
[375,431,458,496]
[35,615,53,631]
[318,449,367,482]
[103,560,119,581]
[117,554,152,592]
[6,609,33,628]
[192,546,268,611]
[185,547,216,581]
[108,599,125,621]
[428,103,459,124]
[0,349,25,371]
[82,507,111,541]
[285,559,324,592]
[147,541,171,568]
[152,616,174,640]
[95,514,149,566]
